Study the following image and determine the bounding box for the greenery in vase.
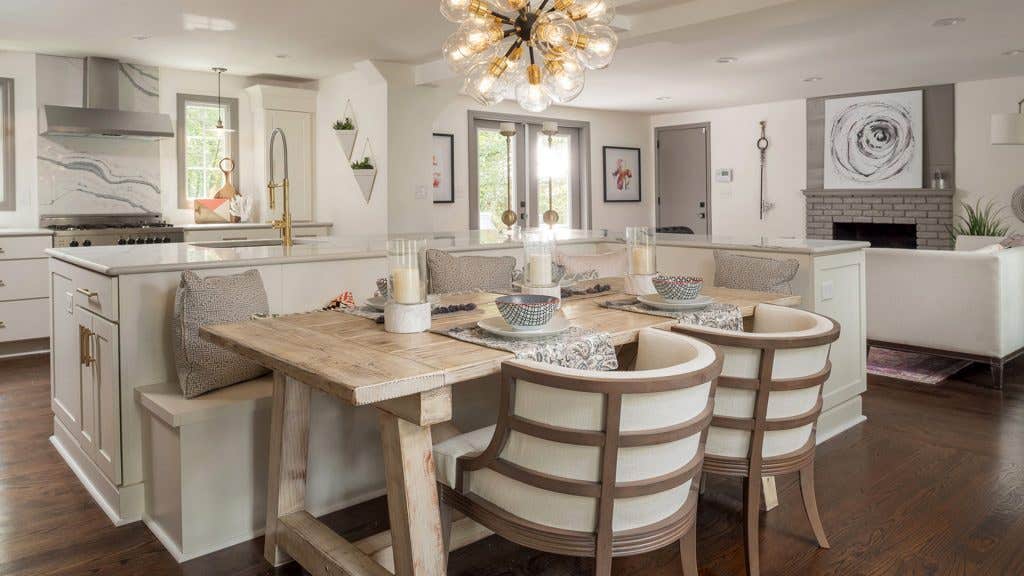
[333,117,355,131]
[352,157,374,170]
[949,199,1009,238]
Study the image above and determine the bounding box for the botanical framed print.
[603,146,641,202]
[432,133,455,203]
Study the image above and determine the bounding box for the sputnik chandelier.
[440,0,618,112]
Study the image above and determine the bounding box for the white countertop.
[46,229,868,276]
[181,221,333,231]
[0,228,55,237]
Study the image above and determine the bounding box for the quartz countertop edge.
[0,228,55,237]
[44,231,869,277]
[181,221,334,231]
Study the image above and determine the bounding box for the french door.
[471,118,582,230]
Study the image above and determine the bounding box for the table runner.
[600,298,744,331]
[434,323,618,371]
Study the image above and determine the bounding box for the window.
[177,93,239,208]
[0,77,14,211]
[469,112,586,230]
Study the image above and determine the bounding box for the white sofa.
[866,243,1024,388]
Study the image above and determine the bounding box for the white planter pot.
[334,129,357,158]
[352,168,377,202]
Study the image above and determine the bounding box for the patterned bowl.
[495,294,559,328]
[652,275,703,301]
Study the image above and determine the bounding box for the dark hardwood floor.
[2,354,1022,575]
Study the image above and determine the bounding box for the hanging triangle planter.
[353,168,377,203]
[334,129,358,159]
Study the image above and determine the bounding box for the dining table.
[200,283,801,576]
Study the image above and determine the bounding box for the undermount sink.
[192,239,287,248]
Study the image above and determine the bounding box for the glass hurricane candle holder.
[523,230,555,287]
[626,226,657,276]
[387,239,427,305]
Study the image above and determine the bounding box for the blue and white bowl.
[652,275,703,301]
[496,294,559,328]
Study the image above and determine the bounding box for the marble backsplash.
[37,55,163,216]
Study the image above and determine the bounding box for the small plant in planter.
[351,156,377,202]
[333,117,355,131]
[334,118,358,157]
[351,157,375,171]
[948,199,1009,239]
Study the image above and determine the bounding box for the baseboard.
[0,338,49,359]
[817,395,867,444]
[50,432,133,527]
[306,487,390,519]
[143,514,266,564]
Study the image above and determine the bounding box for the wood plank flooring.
[1,354,1021,575]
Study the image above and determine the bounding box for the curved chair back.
[673,304,839,473]
[451,328,721,561]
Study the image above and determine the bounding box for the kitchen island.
[44,230,868,561]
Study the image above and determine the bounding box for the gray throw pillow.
[714,251,799,294]
[1000,233,1024,248]
[173,269,270,398]
[426,249,516,294]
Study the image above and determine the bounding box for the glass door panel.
[534,131,572,229]
[474,121,525,231]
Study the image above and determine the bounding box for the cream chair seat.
[674,304,840,576]
[433,328,722,576]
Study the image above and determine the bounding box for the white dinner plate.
[366,295,439,311]
[477,315,572,339]
[637,294,714,311]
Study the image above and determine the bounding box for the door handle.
[76,288,99,299]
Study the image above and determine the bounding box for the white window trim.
[0,77,15,212]
[176,93,239,209]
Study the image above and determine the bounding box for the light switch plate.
[415,185,428,199]
[821,280,834,301]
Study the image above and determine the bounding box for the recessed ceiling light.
[804,76,824,83]
[275,54,289,59]
[656,96,673,102]
[932,17,966,27]
[131,35,150,41]
[1003,49,1024,56]
[716,56,738,64]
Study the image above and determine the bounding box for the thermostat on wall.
[715,168,733,183]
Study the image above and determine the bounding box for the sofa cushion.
[714,251,799,294]
[426,249,516,294]
[173,269,271,399]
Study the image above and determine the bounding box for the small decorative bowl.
[495,294,559,328]
[653,275,703,301]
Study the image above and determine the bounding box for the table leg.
[378,410,447,576]
[762,476,779,512]
[265,372,311,566]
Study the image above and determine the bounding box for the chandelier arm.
[536,0,551,11]
[504,38,523,58]
[529,46,536,65]
[492,12,514,24]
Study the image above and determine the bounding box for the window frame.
[468,110,591,230]
[176,93,240,209]
[0,77,15,212]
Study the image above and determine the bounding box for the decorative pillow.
[1000,233,1024,248]
[973,244,1006,254]
[714,251,800,294]
[426,249,516,294]
[555,249,627,278]
[173,269,271,399]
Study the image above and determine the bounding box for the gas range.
[42,215,185,248]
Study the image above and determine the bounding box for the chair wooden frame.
[441,352,723,576]
[673,313,840,576]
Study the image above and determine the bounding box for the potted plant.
[351,156,377,202]
[333,117,357,158]
[948,199,1009,249]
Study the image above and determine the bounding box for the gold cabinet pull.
[79,326,95,366]
[76,287,99,299]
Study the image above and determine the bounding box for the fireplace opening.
[833,222,917,249]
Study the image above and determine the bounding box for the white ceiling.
[1,0,1023,113]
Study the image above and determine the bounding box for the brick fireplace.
[804,189,954,250]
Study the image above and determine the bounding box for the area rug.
[867,348,971,385]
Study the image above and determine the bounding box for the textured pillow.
[1000,233,1024,248]
[974,244,1006,254]
[173,269,271,398]
[426,249,516,294]
[714,251,800,294]
[555,249,627,278]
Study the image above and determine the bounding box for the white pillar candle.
[631,246,655,275]
[528,253,552,285]
[391,268,421,304]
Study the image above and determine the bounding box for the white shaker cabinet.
[75,306,122,486]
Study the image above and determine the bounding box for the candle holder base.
[384,302,431,334]
[625,273,657,296]
[523,283,562,307]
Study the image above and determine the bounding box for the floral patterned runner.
[433,323,618,371]
[600,298,744,331]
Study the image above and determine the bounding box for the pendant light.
[992,97,1024,145]
[210,67,236,135]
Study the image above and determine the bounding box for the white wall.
[0,51,37,228]
[315,66,389,237]
[651,99,807,239]
[956,75,1024,235]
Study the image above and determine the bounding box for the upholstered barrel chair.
[673,304,840,576]
[433,328,723,575]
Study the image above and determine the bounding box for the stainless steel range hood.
[39,57,174,139]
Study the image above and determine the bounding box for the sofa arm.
[866,248,1002,357]
[997,248,1024,358]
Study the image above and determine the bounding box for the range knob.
[117,239,127,245]
[69,240,80,247]
[126,238,136,245]
[82,240,92,247]
[145,237,155,244]
[162,237,172,243]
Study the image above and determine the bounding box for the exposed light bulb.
[441,0,492,23]
[464,57,510,105]
[534,11,578,57]
[493,0,529,10]
[517,64,552,112]
[574,23,617,69]
[542,57,585,103]
[566,0,615,25]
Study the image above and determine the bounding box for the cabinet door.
[90,314,121,485]
[51,272,80,432]
[74,307,97,459]
[266,109,313,222]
